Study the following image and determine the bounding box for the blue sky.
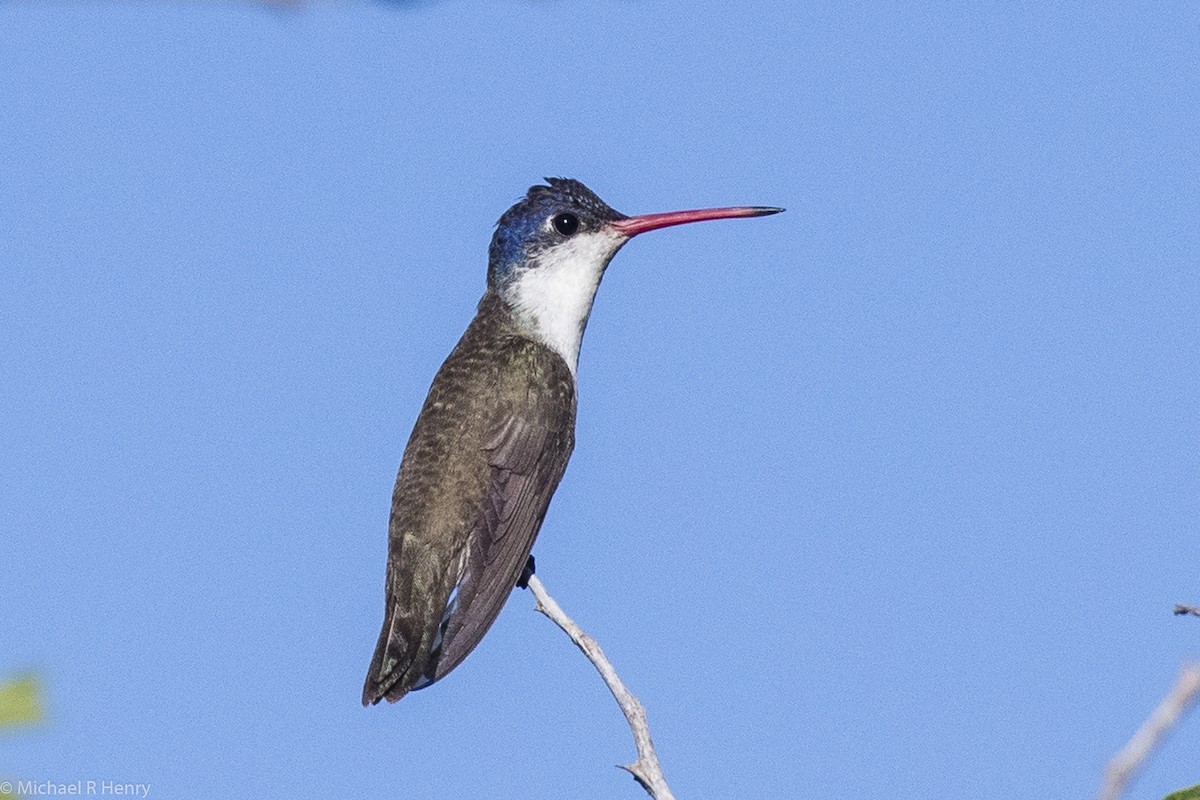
[2,1,1198,798]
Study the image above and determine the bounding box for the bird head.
[487,178,782,373]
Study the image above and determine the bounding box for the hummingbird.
[363,178,782,705]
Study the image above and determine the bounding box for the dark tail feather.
[362,606,429,705]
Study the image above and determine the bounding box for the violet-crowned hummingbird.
[363,178,782,704]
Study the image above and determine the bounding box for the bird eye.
[552,213,579,236]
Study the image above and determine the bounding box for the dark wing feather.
[423,411,572,683]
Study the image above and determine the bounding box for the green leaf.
[1164,784,1200,800]
[0,673,44,728]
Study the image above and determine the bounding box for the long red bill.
[611,205,784,237]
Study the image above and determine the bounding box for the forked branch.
[526,574,676,800]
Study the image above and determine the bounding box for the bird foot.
[517,555,536,589]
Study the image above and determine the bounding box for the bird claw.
[517,555,536,589]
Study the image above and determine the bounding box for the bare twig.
[1098,664,1200,800]
[1173,605,1200,618]
[525,574,675,800]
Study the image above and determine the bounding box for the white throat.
[508,229,626,375]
